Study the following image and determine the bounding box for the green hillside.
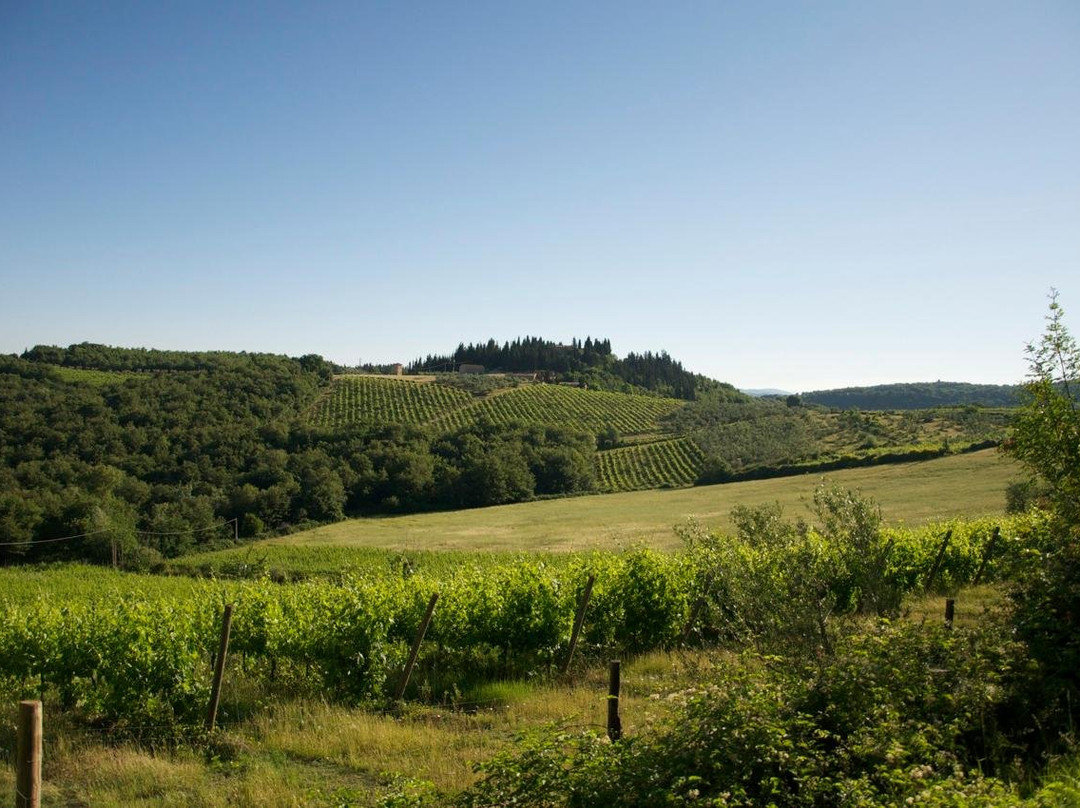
[304,373,1014,498]
[308,375,686,437]
[308,375,474,428]
[1,343,1018,566]
[427,383,684,435]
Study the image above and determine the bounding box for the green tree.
[1003,291,1080,744]
[1006,290,1080,523]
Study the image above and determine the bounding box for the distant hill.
[742,388,793,398]
[801,381,1021,410]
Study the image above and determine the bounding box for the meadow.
[217,447,1019,555]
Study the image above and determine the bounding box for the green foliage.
[0,340,1020,567]
[1005,477,1052,514]
[586,548,691,653]
[411,336,730,400]
[0,348,328,562]
[812,483,900,616]
[680,490,858,654]
[596,423,620,450]
[1002,292,1080,749]
[0,594,215,729]
[666,395,818,476]
[460,621,1026,807]
[0,504,1045,746]
[1006,292,1080,524]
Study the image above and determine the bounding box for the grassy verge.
[0,649,719,807]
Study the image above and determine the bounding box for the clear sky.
[2,1,1077,392]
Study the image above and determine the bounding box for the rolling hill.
[0,342,1018,563]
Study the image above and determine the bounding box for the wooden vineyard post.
[945,598,955,630]
[16,700,42,808]
[973,526,1000,586]
[562,575,595,675]
[924,530,953,591]
[395,593,439,701]
[607,660,622,742]
[206,604,234,732]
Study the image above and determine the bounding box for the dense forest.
[801,381,1021,409]
[0,346,598,564]
[408,335,730,400]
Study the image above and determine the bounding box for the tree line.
[409,335,730,400]
[801,381,1021,409]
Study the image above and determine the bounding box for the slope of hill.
[1,343,1017,566]
[308,375,475,428]
[178,448,1018,556]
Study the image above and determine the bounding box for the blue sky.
[2,1,1077,391]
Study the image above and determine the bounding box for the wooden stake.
[395,593,439,701]
[945,598,955,630]
[607,660,622,742]
[973,526,1000,585]
[16,700,42,808]
[924,530,953,591]
[206,604,234,732]
[562,575,595,675]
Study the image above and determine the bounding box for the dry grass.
[0,650,720,807]
[902,583,1007,630]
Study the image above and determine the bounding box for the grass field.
[263,448,1019,553]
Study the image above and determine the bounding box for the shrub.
[458,620,1026,807]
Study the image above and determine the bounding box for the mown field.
[203,448,1019,555]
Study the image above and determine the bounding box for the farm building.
[459,363,485,374]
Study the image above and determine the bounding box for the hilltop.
[404,335,738,401]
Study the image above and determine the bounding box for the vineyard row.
[596,437,706,492]
[0,514,1037,733]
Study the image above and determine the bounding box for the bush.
[459,620,1027,807]
[1003,293,1080,749]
